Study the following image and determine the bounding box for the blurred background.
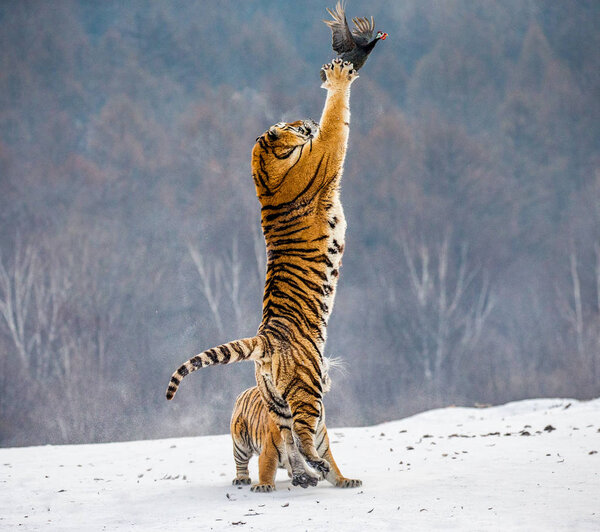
[1,0,599,447]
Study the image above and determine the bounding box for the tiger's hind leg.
[315,422,362,488]
[281,426,319,488]
[231,435,252,485]
[287,392,331,477]
[265,403,318,488]
[256,368,318,488]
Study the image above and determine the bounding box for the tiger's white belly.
[328,199,347,269]
[322,196,346,331]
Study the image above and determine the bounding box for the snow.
[1,398,599,531]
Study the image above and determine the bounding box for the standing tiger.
[231,357,362,492]
[166,58,358,488]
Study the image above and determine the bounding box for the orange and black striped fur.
[231,358,362,492]
[166,59,358,487]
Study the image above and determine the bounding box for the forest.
[1,0,599,446]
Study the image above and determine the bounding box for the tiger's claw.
[336,478,363,488]
[320,59,358,89]
[251,483,275,492]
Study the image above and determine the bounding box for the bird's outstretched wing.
[351,15,374,45]
[323,1,355,54]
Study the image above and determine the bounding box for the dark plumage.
[321,1,387,81]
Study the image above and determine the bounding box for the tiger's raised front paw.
[291,471,319,489]
[250,483,275,493]
[232,476,251,486]
[320,59,358,89]
[335,477,362,488]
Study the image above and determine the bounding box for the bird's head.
[376,31,388,41]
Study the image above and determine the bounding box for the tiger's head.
[257,119,319,149]
[252,119,320,200]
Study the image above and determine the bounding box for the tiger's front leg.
[317,58,358,153]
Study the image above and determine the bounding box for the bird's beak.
[381,33,388,40]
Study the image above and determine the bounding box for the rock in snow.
[1,398,598,530]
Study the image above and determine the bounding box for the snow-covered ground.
[1,398,598,531]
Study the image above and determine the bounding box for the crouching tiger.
[231,358,362,492]
[166,59,358,488]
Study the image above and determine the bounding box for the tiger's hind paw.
[320,59,358,90]
[335,477,362,488]
[291,471,319,489]
[307,458,330,476]
[232,476,251,486]
[250,483,275,493]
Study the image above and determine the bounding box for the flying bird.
[322,1,387,80]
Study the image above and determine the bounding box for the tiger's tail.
[165,335,265,400]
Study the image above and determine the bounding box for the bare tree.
[0,234,123,444]
[557,239,600,389]
[188,236,264,334]
[222,237,242,327]
[0,237,36,370]
[398,230,495,398]
[188,242,224,335]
